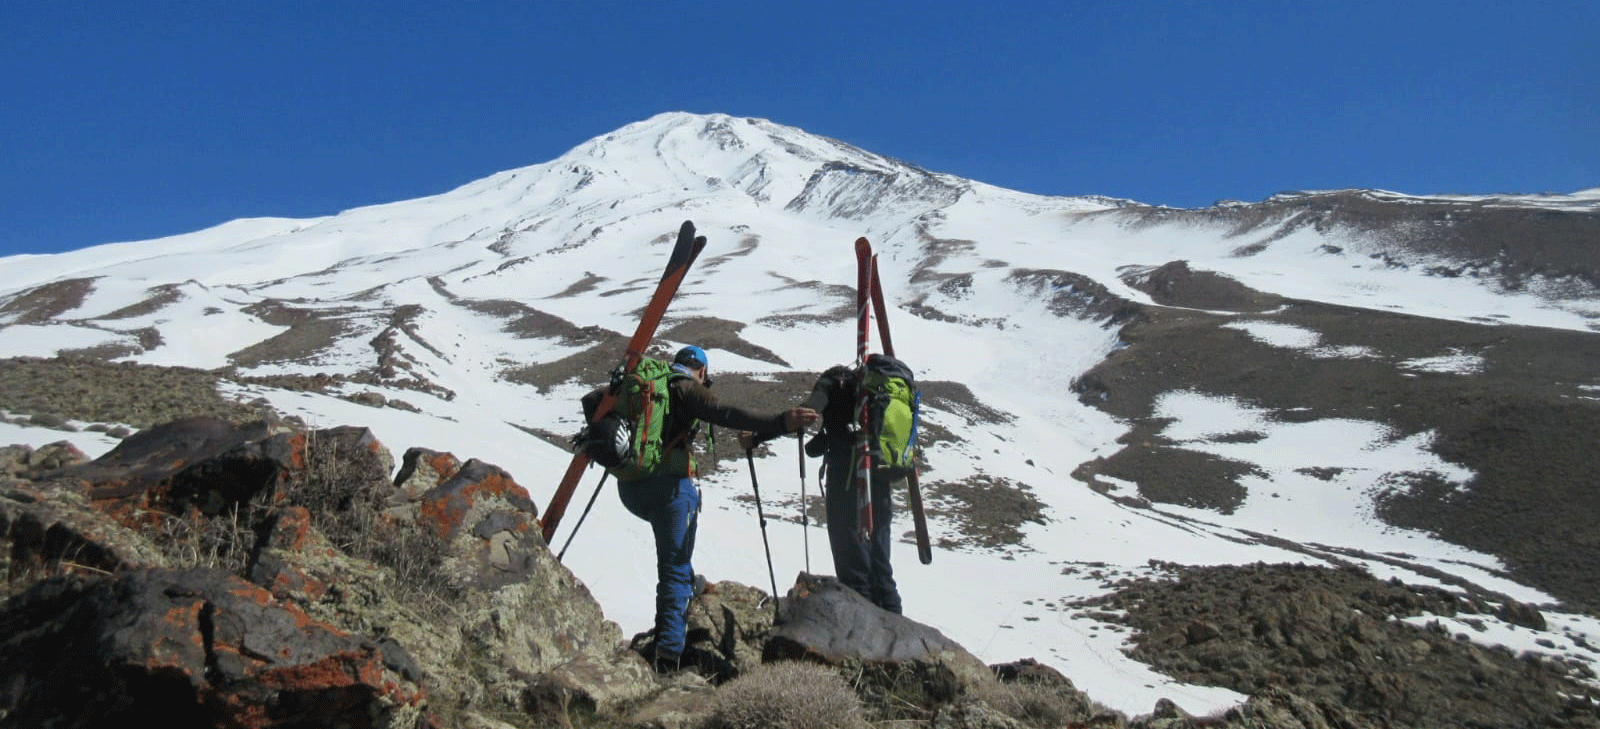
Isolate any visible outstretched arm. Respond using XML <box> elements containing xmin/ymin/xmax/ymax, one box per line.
<box><xmin>674</xmin><ymin>378</ymin><xmax>817</xmax><ymax>437</ymax></box>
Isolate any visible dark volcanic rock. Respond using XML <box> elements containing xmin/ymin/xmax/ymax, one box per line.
<box><xmin>765</xmin><ymin>573</ymin><xmax>991</xmax><ymax>692</ymax></box>
<box><xmin>46</xmin><ymin>419</ymin><xmax>396</xmax><ymax>540</ymax></box>
<box><xmin>50</xmin><ymin>416</ymin><xmax>281</xmax><ymax>522</ymax></box>
<box><xmin>0</xmin><ymin>568</ymin><xmax>421</xmax><ymax>728</ymax></box>
<box><xmin>767</xmin><ymin>573</ymin><xmax>972</xmax><ymax>664</ymax></box>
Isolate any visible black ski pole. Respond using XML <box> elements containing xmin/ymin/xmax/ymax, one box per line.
<box><xmin>798</xmin><ymin>431</ymin><xmax>810</xmax><ymax>574</ymax></box>
<box><xmin>556</xmin><ymin>471</ymin><xmax>609</xmax><ymax>562</ymax></box>
<box><xmin>744</xmin><ymin>448</ymin><xmax>781</xmax><ymax>619</ymax></box>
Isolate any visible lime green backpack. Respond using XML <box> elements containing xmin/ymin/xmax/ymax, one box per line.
<box><xmin>862</xmin><ymin>354</ymin><xmax>919</xmax><ymax>476</ymax></box>
<box><xmin>581</xmin><ymin>358</ymin><xmax>693</xmax><ymax>481</ymax></box>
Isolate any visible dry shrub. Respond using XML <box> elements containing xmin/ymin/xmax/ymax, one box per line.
<box><xmin>289</xmin><ymin>430</ymin><xmax>455</xmax><ymax>610</ymax></box>
<box><xmin>153</xmin><ymin>501</ymin><xmax>262</xmax><ymax>573</ymax></box>
<box><xmin>707</xmin><ymin>660</ymin><xmax>867</xmax><ymax>729</ymax></box>
<box><xmin>976</xmin><ymin>679</ymin><xmax>1099</xmax><ymax>728</ymax></box>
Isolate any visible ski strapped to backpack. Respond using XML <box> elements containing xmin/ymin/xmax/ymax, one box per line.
<box><xmin>541</xmin><ymin>221</ymin><xmax>706</xmax><ymax>548</ymax></box>
<box><xmin>860</xmin><ymin>240</ymin><xmax>934</xmax><ymax>564</ymax></box>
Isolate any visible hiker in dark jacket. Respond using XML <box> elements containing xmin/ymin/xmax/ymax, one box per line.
<box><xmin>800</xmin><ymin>364</ymin><xmax>904</xmax><ymax>614</ymax></box>
<box><xmin>587</xmin><ymin>345</ymin><xmax>817</xmax><ymax>670</ymax></box>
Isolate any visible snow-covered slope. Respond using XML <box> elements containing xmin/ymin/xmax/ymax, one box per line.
<box><xmin>2</xmin><ymin>112</ymin><xmax>1597</xmax><ymax>714</ymax></box>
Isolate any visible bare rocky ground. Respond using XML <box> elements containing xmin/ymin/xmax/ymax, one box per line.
<box><xmin>1080</xmin><ymin>562</ymin><xmax>1600</xmax><ymax>729</ymax></box>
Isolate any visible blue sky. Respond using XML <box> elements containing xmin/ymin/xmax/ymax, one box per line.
<box><xmin>3</xmin><ymin>1</ymin><xmax>1595</xmax><ymax>256</ymax></box>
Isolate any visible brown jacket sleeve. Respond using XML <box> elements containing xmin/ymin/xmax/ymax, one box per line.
<box><xmin>670</xmin><ymin>377</ymin><xmax>790</xmax><ymax>436</ymax></box>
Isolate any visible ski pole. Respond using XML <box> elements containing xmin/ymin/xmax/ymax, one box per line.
<box><xmin>556</xmin><ymin>471</ymin><xmax>609</xmax><ymax>562</ymax></box>
<box><xmin>798</xmin><ymin>431</ymin><xmax>810</xmax><ymax>574</ymax></box>
<box><xmin>744</xmin><ymin>448</ymin><xmax>781</xmax><ymax>620</ymax></box>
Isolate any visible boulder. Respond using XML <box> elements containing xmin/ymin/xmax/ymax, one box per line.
<box><xmin>50</xmin><ymin>416</ymin><xmax>276</xmax><ymax>521</ymax></box>
<box><xmin>393</xmin><ymin>446</ymin><xmax>464</xmax><ymax>502</ymax></box>
<box><xmin>1</xmin><ymin>478</ymin><xmax>170</xmax><ymax>594</ymax></box>
<box><xmin>0</xmin><ymin>568</ymin><xmax>423</xmax><ymax>728</ymax></box>
<box><xmin>415</xmin><ymin>458</ymin><xmax>544</xmax><ymax>591</ymax></box>
<box><xmin>684</xmin><ymin>579</ymin><xmax>778</xmax><ymax>677</ymax></box>
<box><xmin>767</xmin><ymin>572</ymin><xmax>983</xmax><ymax>665</ymax></box>
<box><xmin>248</xmin><ymin>505</ymin><xmax>361</xmax><ymax>605</ymax></box>
<box><xmin>0</xmin><ymin>441</ymin><xmax>89</xmax><ymax>478</ymax></box>
<box><xmin>764</xmin><ymin>573</ymin><xmax>994</xmax><ymax>697</ymax></box>
<box><xmin>45</xmin><ymin>418</ymin><xmax>394</xmax><ymax>528</ymax></box>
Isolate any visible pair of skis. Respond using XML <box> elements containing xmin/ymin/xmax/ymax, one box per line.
<box><xmin>540</xmin><ymin>221</ymin><xmax>706</xmax><ymax>547</ymax></box>
<box><xmin>854</xmin><ymin>237</ymin><xmax>934</xmax><ymax>565</ymax></box>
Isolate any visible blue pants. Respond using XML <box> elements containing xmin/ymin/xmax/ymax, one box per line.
<box><xmin>823</xmin><ymin>451</ymin><xmax>902</xmax><ymax>614</ymax></box>
<box><xmin>617</xmin><ymin>474</ymin><xmax>700</xmax><ymax>656</ymax></box>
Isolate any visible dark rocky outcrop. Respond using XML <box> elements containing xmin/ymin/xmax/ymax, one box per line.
<box><xmin>0</xmin><ymin>568</ymin><xmax>420</xmax><ymax>728</ymax></box>
<box><xmin>0</xmin><ymin>418</ymin><xmax>653</xmax><ymax>728</ymax></box>
<box><xmin>767</xmin><ymin>573</ymin><xmax>984</xmax><ymax>673</ymax></box>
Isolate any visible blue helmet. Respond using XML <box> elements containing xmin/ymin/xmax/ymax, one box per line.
<box><xmin>674</xmin><ymin>345</ymin><xmax>708</xmax><ymax>371</ymax></box>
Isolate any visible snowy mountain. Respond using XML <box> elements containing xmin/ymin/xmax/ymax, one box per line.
<box><xmin>2</xmin><ymin>111</ymin><xmax>1598</xmax><ymax>715</ymax></box>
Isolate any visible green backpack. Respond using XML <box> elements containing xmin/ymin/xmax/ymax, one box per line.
<box><xmin>861</xmin><ymin>354</ymin><xmax>920</xmax><ymax>476</ymax></box>
<box><xmin>579</xmin><ymin>358</ymin><xmax>693</xmax><ymax>481</ymax></box>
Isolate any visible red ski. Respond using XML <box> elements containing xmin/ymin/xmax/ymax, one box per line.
<box><xmin>540</xmin><ymin>221</ymin><xmax>706</xmax><ymax>546</ymax></box>
<box><xmin>852</xmin><ymin>237</ymin><xmax>875</xmax><ymax>543</ymax></box>
<box><xmin>869</xmin><ymin>254</ymin><xmax>934</xmax><ymax>564</ymax></box>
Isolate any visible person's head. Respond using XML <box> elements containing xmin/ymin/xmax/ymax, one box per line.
<box><xmin>674</xmin><ymin>345</ymin><xmax>709</xmax><ymax>384</ymax></box>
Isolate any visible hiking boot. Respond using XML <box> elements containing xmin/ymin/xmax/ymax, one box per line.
<box><xmin>652</xmin><ymin>648</ymin><xmax>682</xmax><ymax>674</ymax></box>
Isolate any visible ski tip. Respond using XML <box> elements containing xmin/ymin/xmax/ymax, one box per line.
<box><xmin>678</xmin><ymin>220</ymin><xmax>696</xmax><ymax>241</ymax></box>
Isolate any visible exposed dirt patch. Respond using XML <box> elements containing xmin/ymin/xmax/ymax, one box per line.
<box><xmin>658</xmin><ymin>317</ymin><xmax>789</xmax><ymax>367</ymax></box>
<box><xmin>0</xmin><ymin>278</ymin><xmax>97</xmax><ymax>325</ymax></box>
<box><xmin>500</xmin><ymin>332</ymin><xmax>632</xmax><ymax>394</ymax></box>
<box><xmin>698</xmin><ymin>234</ymin><xmax>760</xmax><ymax>268</ymax></box>
<box><xmin>226</xmin><ymin>301</ymin><xmax>351</xmax><ymax>369</ymax></box>
<box><xmin>455</xmin><ymin>298</ymin><xmax>598</xmax><ymax>344</ymax></box>
<box><xmin>1107</xmin><ymin>192</ymin><xmax>1600</xmax><ymax>295</ymax></box>
<box><xmin>909</xmin><ymin>227</ymin><xmax>978</xmax><ymax>284</ymax></box>
<box><xmin>1079</xmin><ymin>562</ymin><xmax>1600</xmax><ymax>728</ymax></box>
<box><xmin>922</xmin><ymin>474</ymin><xmax>1047</xmax><ymax>553</ymax></box>
<box><xmin>55</xmin><ymin>326</ymin><xmax>163</xmax><ymax>361</ymax></box>
<box><xmin>1008</xmin><ymin>268</ymin><xmax>1144</xmax><ymax>323</ymax></box>
<box><xmin>93</xmin><ymin>284</ymin><xmax>184</xmax><ymax>320</ymax></box>
<box><xmin>919</xmin><ymin>380</ymin><xmax>1013</xmax><ymax>427</ymax></box>
<box><xmin>1120</xmin><ymin>260</ymin><xmax>1283</xmax><ymax>313</ymax></box>
<box><xmin>1075</xmin><ymin>440</ymin><xmax>1258</xmax><ymax>514</ymax></box>
<box><xmin>697</xmin><ymin>370</ymin><xmax>818</xmax><ymax>420</ymax></box>
<box><xmin>757</xmin><ymin>273</ymin><xmax>857</xmax><ymax>323</ymax></box>
<box><xmin>544</xmin><ymin>272</ymin><xmax>606</xmax><ymax>299</ymax></box>
<box><xmin>0</xmin><ymin>356</ymin><xmax>279</xmax><ymax>430</ymax></box>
